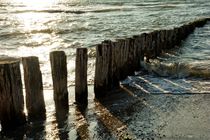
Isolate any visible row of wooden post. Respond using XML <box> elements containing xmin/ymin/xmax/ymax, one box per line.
<box><xmin>0</xmin><ymin>17</ymin><xmax>209</xmax><ymax>132</ymax></box>
<box><xmin>94</xmin><ymin>18</ymin><xmax>209</xmax><ymax>97</ymax></box>
<box><xmin>0</xmin><ymin>48</ymin><xmax>88</xmax><ymax>132</ymax></box>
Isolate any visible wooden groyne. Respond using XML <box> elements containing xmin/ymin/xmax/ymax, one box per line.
<box><xmin>94</xmin><ymin>18</ymin><xmax>210</xmax><ymax>97</ymax></box>
<box><xmin>0</xmin><ymin>17</ymin><xmax>209</xmax><ymax>132</ymax></box>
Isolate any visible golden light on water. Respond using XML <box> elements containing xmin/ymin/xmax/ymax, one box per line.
<box><xmin>14</xmin><ymin>0</ymin><xmax>57</xmax><ymax>9</ymax></box>
<box><xmin>10</xmin><ymin>0</ymin><xmax>60</xmax><ymax>91</ymax></box>
<box><xmin>12</xmin><ymin>0</ymin><xmax>59</xmax><ymax>57</ymax></box>
<box><xmin>14</xmin><ymin>12</ymin><xmax>55</xmax><ymax>58</ymax></box>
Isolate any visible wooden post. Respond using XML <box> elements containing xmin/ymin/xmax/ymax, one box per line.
<box><xmin>111</xmin><ymin>41</ymin><xmax>120</xmax><ymax>87</ymax></box>
<box><xmin>160</xmin><ymin>30</ymin><xmax>167</xmax><ymax>52</ymax></box>
<box><xmin>116</xmin><ymin>39</ymin><xmax>126</xmax><ymax>80</ymax></box>
<box><xmin>165</xmin><ymin>29</ymin><xmax>169</xmax><ymax>49</ymax></box>
<box><xmin>144</xmin><ymin>33</ymin><xmax>153</xmax><ymax>62</ymax></box>
<box><xmin>170</xmin><ymin>29</ymin><xmax>175</xmax><ymax>48</ymax></box>
<box><xmin>165</xmin><ymin>29</ymin><xmax>173</xmax><ymax>49</ymax></box>
<box><xmin>151</xmin><ymin>31</ymin><xmax>158</xmax><ymax>58</ymax></box>
<box><xmin>173</xmin><ymin>27</ymin><xmax>180</xmax><ymax>46</ymax></box>
<box><xmin>156</xmin><ymin>30</ymin><xmax>162</xmax><ymax>56</ymax></box>
<box><xmin>193</xmin><ymin>18</ymin><xmax>207</xmax><ymax>27</ymax></box>
<box><xmin>132</xmin><ymin>36</ymin><xmax>138</xmax><ymax>71</ymax></box>
<box><xmin>94</xmin><ymin>44</ymin><xmax>103</xmax><ymax>98</ymax></box>
<box><xmin>140</xmin><ymin>33</ymin><xmax>147</xmax><ymax>62</ymax></box>
<box><xmin>133</xmin><ymin>35</ymin><xmax>142</xmax><ymax>70</ymax></box>
<box><xmin>0</xmin><ymin>59</ymin><xmax>26</xmax><ymax>131</ymax></box>
<box><xmin>182</xmin><ymin>24</ymin><xmax>190</xmax><ymax>39</ymax></box>
<box><xmin>177</xmin><ymin>27</ymin><xmax>182</xmax><ymax>45</ymax></box>
<box><xmin>75</xmin><ymin>48</ymin><xmax>88</xmax><ymax>106</ymax></box>
<box><xmin>102</xmin><ymin>40</ymin><xmax>113</xmax><ymax>89</ymax></box>
<box><xmin>126</xmin><ymin>38</ymin><xmax>135</xmax><ymax>75</ymax></box>
<box><xmin>50</xmin><ymin>51</ymin><xmax>68</xmax><ymax>106</ymax></box>
<box><xmin>22</xmin><ymin>56</ymin><xmax>46</xmax><ymax>121</ymax></box>
<box><xmin>94</xmin><ymin>41</ymin><xmax>112</xmax><ymax>98</ymax></box>
<box><xmin>179</xmin><ymin>25</ymin><xmax>186</xmax><ymax>40</ymax></box>
<box><xmin>122</xmin><ymin>39</ymin><xmax>129</xmax><ymax>77</ymax></box>
<box><xmin>188</xmin><ymin>22</ymin><xmax>195</xmax><ymax>33</ymax></box>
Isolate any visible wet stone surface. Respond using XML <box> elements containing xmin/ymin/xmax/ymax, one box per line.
<box><xmin>1</xmin><ymin>78</ymin><xmax>210</xmax><ymax>140</ymax></box>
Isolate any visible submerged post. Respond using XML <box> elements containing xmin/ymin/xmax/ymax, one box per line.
<box><xmin>75</xmin><ymin>48</ymin><xmax>88</xmax><ymax>106</ymax></box>
<box><xmin>0</xmin><ymin>58</ymin><xmax>26</xmax><ymax>131</ymax></box>
<box><xmin>50</xmin><ymin>51</ymin><xmax>68</xmax><ymax>106</ymax></box>
<box><xmin>22</xmin><ymin>56</ymin><xmax>46</xmax><ymax>121</ymax></box>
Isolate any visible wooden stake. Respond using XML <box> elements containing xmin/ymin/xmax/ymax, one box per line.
<box><xmin>0</xmin><ymin>59</ymin><xmax>26</xmax><ymax>131</ymax></box>
<box><xmin>111</xmin><ymin>41</ymin><xmax>120</xmax><ymax>87</ymax></box>
<box><xmin>75</xmin><ymin>48</ymin><xmax>88</xmax><ymax>106</ymax></box>
<box><xmin>94</xmin><ymin>42</ymin><xmax>112</xmax><ymax>98</ymax></box>
<box><xmin>22</xmin><ymin>56</ymin><xmax>46</xmax><ymax>121</ymax></box>
<box><xmin>50</xmin><ymin>51</ymin><xmax>68</xmax><ymax>106</ymax></box>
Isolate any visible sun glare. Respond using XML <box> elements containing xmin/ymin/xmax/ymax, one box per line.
<box><xmin>15</xmin><ymin>0</ymin><xmax>57</xmax><ymax>9</ymax></box>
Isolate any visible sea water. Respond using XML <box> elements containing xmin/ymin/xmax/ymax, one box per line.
<box><xmin>0</xmin><ymin>0</ymin><xmax>210</xmax><ymax>139</ymax></box>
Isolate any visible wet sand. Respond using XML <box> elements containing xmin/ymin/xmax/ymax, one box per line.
<box><xmin>77</xmin><ymin>74</ymin><xmax>210</xmax><ymax>139</ymax></box>
<box><xmin>118</xmin><ymin>85</ymin><xmax>210</xmax><ymax>140</ymax></box>
<box><xmin>68</xmin><ymin>73</ymin><xmax>210</xmax><ymax>140</ymax></box>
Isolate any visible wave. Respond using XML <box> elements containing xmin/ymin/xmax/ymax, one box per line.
<box><xmin>141</xmin><ymin>60</ymin><xmax>210</xmax><ymax>79</ymax></box>
<box><xmin>9</xmin><ymin>7</ymin><xmax>133</xmax><ymax>14</ymax></box>
<box><xmin>0</xmin><ymin>29</ymin><xmax>54</xmax><ymax>39</ymax></box>
<box><xmin>12</xmin><ymin>9</ymin><xmax>86</xmax><ymax>14</ymax></box>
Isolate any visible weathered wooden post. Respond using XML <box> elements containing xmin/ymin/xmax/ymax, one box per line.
<box><xmin>179</xmin><ymin>25</ymin><xmax>186</xmax><ymax>40</ymax></box>
<box><xmin>133</xmin><ymin>35</ymin><xmax>142</xmax><ymax>70</ymax></box>
<box><xmin>50</xmin><ymin>51</ymin><xmax>68</xmax><ymax>106</ymax></box>
<box><xmin>141</xmin><ymin>33</ymin><xmax>147</xmax><ymax>62</ymax></box>
<box><xmin>126</xmin><ymin>38</ymin><xmax>135</xmax><ymax>75</ymax></box>
<box><xmin>156</xmin><ymin>30</ymin><xmax>162</xmax><ymax>56</ymax></box>
<box><xmin>116</xmin><ymin>39</ymin><xmax>126</xmax><ymax>80</ymax></box>
<box><xmin>165</xmin><ymin>29</ymin><xmax>173</xmax><ymax>49</ymax></box>
<box><xmin>122</xmin><ymin>39</ymin><xmax>130</xmax><ymax>77</ymax></box>
<box><xmin>173</xmin><ymin>27</ymin><xmax>180</xmax><ymax>46</ymax></box>
<box><xmin>160</xmin><ymin>30</ymin><xmax>167</xmax><ymax>51</ymax></box>
<box><xmin>94</xmin><ymin>44</ymin><xmax>102</xmax><ymax>97</ymax></box>
<box><xmin>193</xmin><ymin>18</ymin><xmax>207</xmax><ymax>28</ymax></box>
<box><xmin>75</xmin><ymin>48</ymin><xmax>88</xmax><ymax>106</ymax></box>
<box><xmin>188</xmin><ymin>22</ymin><xmax>196</xmax><ymax>33</ymax></box>
<box><xmin>176</xmin><ymin>27</ymin><xmax>182</xmax><ymax>43</ymax></box>
<box><xmin>102</xmin><ymin>40</ymin><xmax>113</xmax><ymax>89</ymax></box>
<box><xmin>111</xmin><ymin>41</ymin><xmax>120</xmax><ymax>87</ymax></box>
<box><xmin>170</xmin><ymin>29</ymin><xmax>176</xmax><ymax>49</ymax></box>
<box><xmin>94</xmin><ymin>39</ymin><xmax>115</xmax><ymax>98</ymax></box>
<box><xmin>151</xmin><ymin>31</ymin><xmax>158</xmax><ymax>58</ymax></box>
<box><xmin>144</xmin><ymin>33</ymin><xmax>153</xmax><ymax>62</ymax></box>
<box><xmin>22</xmin><ymin>56</ymin><xmax>46</xmax><ymax>121</ymax></box>
<box><xmin>182</xmin><ymin>24</ymin><xmax>190</xmax><ymax>39</ymax></box>
<box><xmin>0</xmin><ymin>59</ymin><xmax>26</xmax><ymax>131</ymax></box>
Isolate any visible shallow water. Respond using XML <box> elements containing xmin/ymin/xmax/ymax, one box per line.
<box><xmin>1</xmin><ymin>0</ymin><xmax>210</xmax><ymax>139</ymax></box>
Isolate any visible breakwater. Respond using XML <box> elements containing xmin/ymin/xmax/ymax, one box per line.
<box><xmin>0</xmin><ymin>17</ymin><xmax>209</xmax><ymax>132</ymax></box>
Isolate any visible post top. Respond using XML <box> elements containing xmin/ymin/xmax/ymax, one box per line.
<box><xmin>0</xmin><ymin>56</ymin><xmax>20</xmax><ymax>64</ymax></box>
